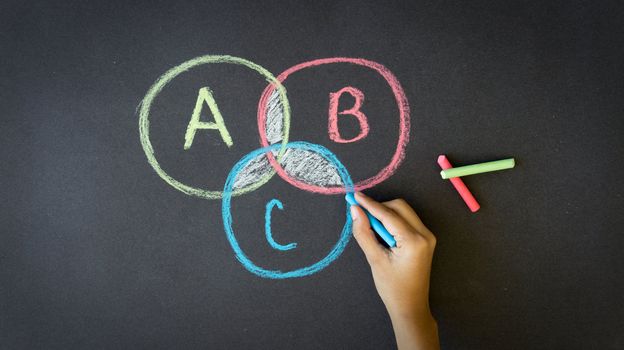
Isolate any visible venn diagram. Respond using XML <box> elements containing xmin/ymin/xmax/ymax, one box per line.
<box><xmin>139</xmin><ymin>55</ymin><xmax>410</xmax><ymax>279</ymax></box>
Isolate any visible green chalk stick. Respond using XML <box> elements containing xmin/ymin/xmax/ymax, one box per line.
<box><xmin>440</xmin><ymin>158</ymin><xmax>515</xmax><ymax>179</ymax></box>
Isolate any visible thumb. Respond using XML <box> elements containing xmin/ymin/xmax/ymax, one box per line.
<box><xmin>350</xmin><ymin>205</ymin><xmax>387</xmax><ymax>265</ymax></box>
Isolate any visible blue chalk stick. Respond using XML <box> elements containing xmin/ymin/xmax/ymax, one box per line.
<box><xmin>345</xmin><ymin>192</ymin><xmax>397</xmax><ymax>248</ymax></box>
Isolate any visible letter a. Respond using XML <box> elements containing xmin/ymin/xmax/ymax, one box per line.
<box><xmin>328</xmin><ymin>86</ymin><xmax>370</xmax><ymax>143</ymax></box>
<box><xmin>184</xmin><ymin>87</ymin><xmax>233</xmax><ymax>149</ymax></box>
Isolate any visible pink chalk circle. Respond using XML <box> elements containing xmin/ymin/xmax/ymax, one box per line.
<box><xmin>257</xmin><ymin>57</ymin><xmax>410</xmax><ymax>194</ymax></box>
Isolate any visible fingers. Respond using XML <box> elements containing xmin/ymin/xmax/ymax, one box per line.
<box><xmin>354</xmin><ymin>192</ymin><xmax>399</xmax><ymax>222</ymax></box>
<box><xmin>354</xmin><ymin>192</ymin><xmax>412</xmax><ymax>233</ymax></box>
<box><xmin>356</xmin><ymin>192</ymin><xmax>437</xmax><ymax>245</ymax></box>
<box><xmin>381</xmin><ymin>199</ymin><xmax>427</xmax><ymax>233</ymax></box>
<box><xmin>382</xmin><ymin>198</ymin><xmax>437</xmax><ymax>244</ymax></box>
<box><xmin>350</xmin><ymin>205</ymin><xmax>387</xmax><ymax>264</ymax></box>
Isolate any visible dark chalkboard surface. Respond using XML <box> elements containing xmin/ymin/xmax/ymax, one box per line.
<box><xmin>2</xmin><ymin>1</ymin><xmax>623</xmax><ymax>349</ymax></box>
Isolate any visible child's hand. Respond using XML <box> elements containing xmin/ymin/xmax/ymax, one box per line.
<box><xmin>350</xmin><ymin>192</ymin><xmax>439</xmax><ymax>350</ymax></box>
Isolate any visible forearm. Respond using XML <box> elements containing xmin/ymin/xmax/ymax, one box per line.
<box><xmin>389</xmin><ymin>311</ymin><xmax>440</xmax><ymax>350</ymax></box>
<box><xmin>349</xmin><ymin>193</ymin><xmax>440</xmax><ymax>350</ymax></box>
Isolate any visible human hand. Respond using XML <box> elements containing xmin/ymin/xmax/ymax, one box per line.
<box><xmin>350</xmin><ymin>192</ymin><xmax>439</xmax><ymax>350</ymax></box>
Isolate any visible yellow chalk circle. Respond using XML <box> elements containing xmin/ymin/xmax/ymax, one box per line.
<box><xmin>138</xmin><ymin>55</ymin><xmax>291</xmax><ymax>199</ymax></box>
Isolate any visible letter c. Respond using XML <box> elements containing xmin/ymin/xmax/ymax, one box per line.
<box><xmin>264</xmin><ymin>199</ymin><xmax>297</xmax><ymax>251</ymax></box>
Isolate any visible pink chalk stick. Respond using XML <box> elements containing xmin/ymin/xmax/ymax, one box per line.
<box><xmin>437</xmin><ymin>155</ymin><xmax>480</xmax><ymax>212</ymax></box>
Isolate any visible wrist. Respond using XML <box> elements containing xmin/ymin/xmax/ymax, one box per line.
<box><xmin>387</xmin><ymin>305</ymin><xmax>436</xmax><ymax>326</ymax></box>
<box><xmin>389</xmin><ymin>310</ymin><xmax>440</xmax><ymax>350</ymax></box>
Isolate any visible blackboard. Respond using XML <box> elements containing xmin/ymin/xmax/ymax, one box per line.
<box><xmin>2</xmin><ymin>1</ymin><xmax>623</xmax><ymax>349</ymax></box>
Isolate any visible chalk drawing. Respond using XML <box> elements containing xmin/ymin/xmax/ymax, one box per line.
<box><xmin>222</xmin><ymin>141</ymin><xmax>354</xmax><ymax>279</ymax></box>
<box><xmin>184</xmin><ymin>87</ymin><xmax>233</xmax><ymax>149</ymax></box>
<box><xmin>140</xmin><ymin>55</ymin><xmax>409</xmax><ymax>279</ymax></box>
<box><xmin>265</xmin><ymin>89</ymin><xmax>284</xmax><ymax>144</ymax></box>
<box><xmin>281</xmin><ymin>148</ymin><xmax>342</xmax><ymax>187</ymax></box>
<box><xmin>328</xmin><ymin>86</ymin><xmax>369</xmax><ymax>143</ymax></box>
<box><xmin>264</xmin><ymin>199</ymin><xmax>297</xmax><ymax>251</ymax></box>
<box><xmin>139</xmin><ymin>55</ymin><xmax>291</xmax><ymax>199</ymax></box>
<box><xmin>257</xmin><ymin>57</ymin><xmax>410</xmax><ymax>195</ymax></box>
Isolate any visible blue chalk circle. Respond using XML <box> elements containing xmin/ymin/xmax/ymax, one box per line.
<box><xmin>264</xmin><ymin>198</ymin><xmax>297</xmax><ymax>251</ymax></box>
<box><xmin>221</xmin><ymin>141</ymin><xmax>354</xmax><ymax>279</ymax></box>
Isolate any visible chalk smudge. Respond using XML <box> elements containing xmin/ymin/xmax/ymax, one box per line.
<box><xmin>265</xmin><ymin>90</ymin><xmax>284</xmax><ymax>145</ymax></box>
<box><xmin>281</xmin><ymin>149</ymin><xmax>342</xmax><ymax>187</ymax></box>
<box><xmin>233</xmin><ymin>148</ymin><xmax>343</xmax><ymax>189</ymax></box>
<box><xmin>232</xmin><ymin>152</ymin><xmax>273</xmax><ymax>190</ymax></box>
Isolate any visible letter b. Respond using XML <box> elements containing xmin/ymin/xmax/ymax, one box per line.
<box><xmin>328</xmin><ymin>86</ymin><xmax>370</xmax><ymax>143</ymax></box>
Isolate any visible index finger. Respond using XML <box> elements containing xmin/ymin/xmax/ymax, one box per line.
<box><xmin>354</xmin><ymin>192</ymin><xmax>412</xmax><ymax>233</ymax></box>
<box><xmin>353</xmin><ymin>192</ymin><xmax>395</xmax><ymax>220</ymax></box>
<box><xmin>382</xmin><ymin>199</ymin><xmax>428</xmax><ymax>234</ymax></box>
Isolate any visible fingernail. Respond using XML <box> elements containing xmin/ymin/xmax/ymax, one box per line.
<box><xmin>355</xmin><ymin>191</ymin><xmax>366</xmax><ymax>199</ymax></box>
<box><xmin>350</xmin><ymin>205</ymin><xmax>359</xmax><ymax>220</ymax></box>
